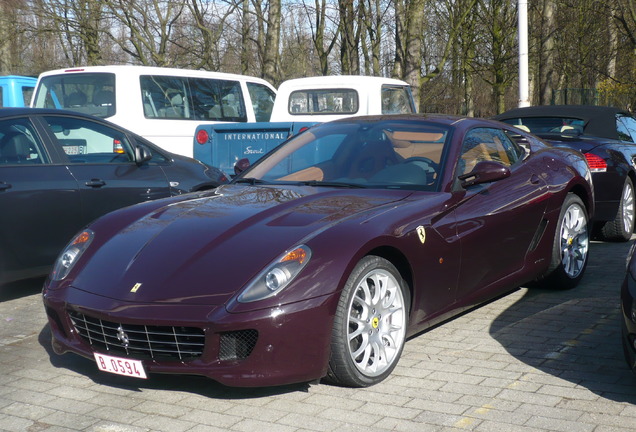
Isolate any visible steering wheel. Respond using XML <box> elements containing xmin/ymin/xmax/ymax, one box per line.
<box><xmin>403</xmin><ymin>157</ymin><xmax>439</xmax><ymax>184</ymax></box>
<box><xmin>404</xmin><ymin>156</ymin><xmax>438</xmax><ymax>171</ymax></box>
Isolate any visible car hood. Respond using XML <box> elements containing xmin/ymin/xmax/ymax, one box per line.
<box><xmin>72</xmin><ymin>184</ymin><xmax>413</xmax><ymax>305</ymax></box>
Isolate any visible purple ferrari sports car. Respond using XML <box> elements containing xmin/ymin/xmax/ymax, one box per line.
<box><xmin>43</xmin><ymin>114</ymin><xmax>593</xmax><ymax>388</ymax></box>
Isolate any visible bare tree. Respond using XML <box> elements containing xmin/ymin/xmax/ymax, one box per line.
<box><xmin>103</xmin><ymin>0</ymin><xmax>186</xmax><ymax>66</ymax></box>
<box><xmin>300</xmin><ymin>0</ymin><xmax>339</xmax><ymax>75</ymax></box>
<box><xmin>339</xmin><ymin>0</ymin><xmax>361</xmax><ymax>74</ymax></box>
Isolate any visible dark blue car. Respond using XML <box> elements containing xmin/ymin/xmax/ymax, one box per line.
<box><xmin>495</xmin><ymin>105</ymin><xmax>636</xmax><ymax>242</ymax></box>
<box><xmin>0</xmin><ymin>108</ymin><xmax>227</xmax><ymax>285</ymax></box>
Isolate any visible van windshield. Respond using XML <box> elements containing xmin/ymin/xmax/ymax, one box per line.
<box><xmin>33</xmin><ymin>73</ymin><xmax>116</xmax><ymax>118</ymax></box>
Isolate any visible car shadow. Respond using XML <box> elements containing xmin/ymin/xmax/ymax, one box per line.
<box><xmin>489</xmin><ymin>239</ymin><xmax>636</xmax><ymax>403</ymax></box>
<box><xmin>37</xmin><ymin>324</ymin><xmax>312</xmax><ymax>399</ymax></box>
<box><xmin>0</xmin><ymin>277</ymin><xmax>45</xmax><ymax>302</ymax></box>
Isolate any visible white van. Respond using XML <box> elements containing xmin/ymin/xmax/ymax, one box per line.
<box><xmin>32</xmin><ymin>65</ymin><xmax>276</xmax><ymax>157</ymax></box>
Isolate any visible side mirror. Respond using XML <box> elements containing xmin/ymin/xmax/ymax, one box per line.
<box><xmin>458</xmin><ymin>160</ymin><xmax>510</xmax><ymax>188</ymax></box>
<box><xmin>234</xmin><ymin>158</ymin><xmax>250</xmax><ymax>175</ymax></box>
<box><xmin>135</xmin><ymin>145</ymin><xmax>152</xmax><ymax>165</ymax></box>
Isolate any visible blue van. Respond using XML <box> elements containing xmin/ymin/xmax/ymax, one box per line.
<box><xmin>0</xmin><ymin>75</ymin><xmax>37</xmax><ymax>107</ymax></box>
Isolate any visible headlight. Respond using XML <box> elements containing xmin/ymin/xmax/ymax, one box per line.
<box><xmin>51</xmin><ymin>230</ymin><xmax>94</xmax><ymax>281</ymax></box>
<box><xmin>238</xmin><ymin>245</ymin><xmax>312</xmax><ymax>303</ymax></box>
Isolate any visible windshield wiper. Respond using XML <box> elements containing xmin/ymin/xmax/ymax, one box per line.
<box><xmin>233</xmin><ymin>177</ymin><xmax>268</xmax><ymax>185</ymax></box>
<box><xmin>296</xmin><ymin>180</ymin><xmax>366</xmax><ymax>188</ymax></box>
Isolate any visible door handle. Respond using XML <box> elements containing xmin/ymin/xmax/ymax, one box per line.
<box><xmin>85</xmin><ymin>179</ymin><xmax>106</xmax><ymax>188</ymax></box>
<box><xmin>0</xmin><ymin>182</ymin><xmax>11</xmax><ymax>191</ymax></box>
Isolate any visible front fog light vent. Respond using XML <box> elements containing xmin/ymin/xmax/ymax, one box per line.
<box><xmin>219</xmin><ymin>329</ymin><xmax>258</xmax><ymax>361</ymax></box>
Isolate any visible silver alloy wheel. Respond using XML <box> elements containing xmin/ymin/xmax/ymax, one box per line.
<box><xmin>622</xmin><ymin>181</ymin><xmax>635</xmax><ymax>235</ymax></box>
<box><xmin>560</xmin><ymin>202</ymin><xmax>588</xmax><ymax>279</ymax></box>
<box><xmin>346</xmin><ymin>268</ymin><xmax>406</xmax><ymax>377</ymax></box>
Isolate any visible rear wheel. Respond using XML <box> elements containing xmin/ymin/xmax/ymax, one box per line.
<box><xmin>600</xmin><ymin>177</ymin><xmax>635</xmax><ymax>242</ymax></box>
<box><xmin>327</xmin><ymin>256</ymin><xmax>409</xmax><ymax>387</ymax></box>
<box><xmin>537</xmin><ymin>193</ymin><xmax>589</xmax><ymax>289</ymax></box>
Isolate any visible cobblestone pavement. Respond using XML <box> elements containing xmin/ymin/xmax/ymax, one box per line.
<box><xmin>1</xmin><ymin>238</ymin><xmax>636</xmax><ymax>432</ymax></box>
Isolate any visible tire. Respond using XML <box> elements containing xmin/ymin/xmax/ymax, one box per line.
<box><xmin>600</xmin><ymin>177</ymin><xmax>635</xmax><ymax>242</ymax></box>
<box><xmin>537</xmin><ymin>193</ymin><xmax>589</xmax><ymax>289</ymax></box>
<box><xmin>327</xmin><ymin>256</ymin><xmax>409</xmax><ymax>387</ymax></box>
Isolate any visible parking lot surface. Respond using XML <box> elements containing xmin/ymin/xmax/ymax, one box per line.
<box><xmin>1</xmin><ymin>238</ymin><xmax>636</xmax><ymax>432</ymax></box>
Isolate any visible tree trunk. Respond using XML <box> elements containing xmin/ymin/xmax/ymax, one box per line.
<box><xmin>538</xmin><ymin>0</ymin><xmax>556</xmax><ymax>105</ymax></box>
<box><xmin>263</xmin><ymin>0</ymin><xmax>281</xmax><ymax>84</ymax></box>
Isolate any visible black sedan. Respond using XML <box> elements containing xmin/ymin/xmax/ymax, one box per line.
<box><xmin>494</xmin><ymin>105</ymin><xmax>636</xmax><ymax>242</ymax></box>
<box><xmin>0</xmin><ymin>108</ymin><xmax>227</xmax><ymax>285</ymax></box>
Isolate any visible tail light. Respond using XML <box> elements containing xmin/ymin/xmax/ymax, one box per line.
<box><xmin>196</xmin><ymin>129</ymin><xmax>209</xmax><ymax>145</ymax></box>
<box><xmin>584</xmin><ymin>153</ymin><xmax>607</xmax><ymax>172</ymax></box>
<box><xmin>113</xmin><ymin>139</ymin><xmax>124</xmax><ymax>154</ymax></box>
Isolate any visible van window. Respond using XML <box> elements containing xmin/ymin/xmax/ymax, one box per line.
<box><xmin>33</xmin><ymin>73</ymin><xmax>116</xmax><ymax>118</ymax></box>
<box><xmin>140</xmin><ymin>75</ymin><xmax>247</xmax><ymax>122</ymax></box>
<box><xmin>247</xmin><ymin>82</ymin><xmax>275</xmax><ymax>121</ymax></box>
<box><xmin>21</xmin><ymin>85</ymin><xmax>34</xmax><ymax>107</ymax></box>
<box><xmin>381</xmin><ymin>85</ymin><xmax>415</xmax><ymax>114</ymax></box>
<box><xmin>288</xmin><ymin>88</ymin><xmax>359</xmax><ymax>115</ymax></box>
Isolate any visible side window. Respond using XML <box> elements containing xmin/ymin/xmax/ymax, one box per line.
<box><xmin>617</xmin><ymin>115</ymin><xmax>636</xmax><ymax>143</ymax></box>
<box><xmin>44</xmin><ymin>116</ymin><xmax>134</xmax><ymax>164</ymax></box>
<box><xmin>190</xmin><ymin>77</ymin><xmax>246</xmax><ymax>122</ymax></box>
<box><xmin>0</xmin><ymin>117</ymin><xmax>48</xmax><ymax>165</ymax></box>
<box><xmin>247</xmin><ymin>82</ymin><xmax>275</xmax><ymax>122</ymax></box>
<box><xmin>381</xmin><ymin>85</ymin><xmax>415</xmax><ymax>114</ymax></box>
<box><xmin>140</xmin><ymin>75</ymin><xmax>190</xmax><ymax>119</ymax></box>
<box><xmin>458</xmin><ymin>128</ymin><xmax>521</xmax><ymax>176</ymax></box>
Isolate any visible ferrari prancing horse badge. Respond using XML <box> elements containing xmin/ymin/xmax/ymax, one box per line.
<box><xmin>416</xmin><ymin>225</ymin><xmax>426</xmax><ymax>244</ymax></box>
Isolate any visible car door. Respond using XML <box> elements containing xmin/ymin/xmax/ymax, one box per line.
<box><xmin>451</xmin><ymin>127</ymin><xmax>549</xmax><ymax>302</ymax></box>
<box><xmin>0</xmin><ymin>116</ymin><xmax>81</xmax><ymax>281</ymax></box>
<box><xmin>39</xmin><ymin>115</ymin><xmax>172</xmax><ymax>225</ymax></box>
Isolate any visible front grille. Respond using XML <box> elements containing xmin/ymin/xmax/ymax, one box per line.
<box><xmin>219</xmin><ymin>330</ymin><xmax>258</xmax><ymax>361</ymax></box>
<box><xmin>69</xmin><ymin>311</ymin><xmax>205</xmax><ymax>361</ymax></box>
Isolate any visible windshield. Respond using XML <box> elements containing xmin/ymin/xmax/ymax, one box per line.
<box><xmin>239</xmin><ymin>119</ymin><xmax>450</xmax><ymax>191</ymax></box>
<box><xmin>501</xmin><ymin>117</ymin><xmax>585</xmax><ymax>135</ymax></box>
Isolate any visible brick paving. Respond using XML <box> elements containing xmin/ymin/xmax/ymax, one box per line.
<box><xmin>1</xmin><ymin>238</ymin><xmax>635</xmax><ymax>431</ymax></box>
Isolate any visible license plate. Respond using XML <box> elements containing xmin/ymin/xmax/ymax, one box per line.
<box><xmin>93</xmin><ymin>352</ymin><xmax>147</xmax><ymax>379</ymax></box>
<box><xmin>63</xmin><ymin>145</ymin><xmax>86</xmax><ymax>155</ymax></box>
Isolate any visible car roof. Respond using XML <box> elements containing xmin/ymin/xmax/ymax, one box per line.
<box><xmin>493</xmin><ymin>105</ymin><xmax>632</xmax><ymax>140</ymax></box>
<box><xmin>0</xmin><ymin>107</ymin><xmax>136</xmax><ymax>126</ymax></box>
<box><xmin>0</xmin><ymin>107</ymin><xmax>88</xmax><ymax>117</ymax></box>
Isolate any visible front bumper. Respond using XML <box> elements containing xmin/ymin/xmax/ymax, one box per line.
<box><xmin>42</xmin><ymin>284</ymin><xmax>339</xmax><ymax>387</ymax></box>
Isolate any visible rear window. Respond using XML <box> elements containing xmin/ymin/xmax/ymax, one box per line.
<box><xmin>33</xmin><ymin>72</ymin><xmax>116</xmax><ymax>118</ymax></box>
<box><xmin>501</xmin><ymin>117</ymin><xmax>585</xmax><ymax>135</ymax></box>
<box><xmin>289</xmin><ymin>88</ymin><xmax>359</xmax><ymax>115</ymax></box>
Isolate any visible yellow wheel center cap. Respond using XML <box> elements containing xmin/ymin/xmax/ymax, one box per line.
<box><xmin>567</xmin><ymin>237</ymin><xmax>573</xmax><ymax>246</ymax></box>
<box><xmin>372</xmin><ymin>317</ymin><xmax>379</xmax><ymax>329</ymax></box>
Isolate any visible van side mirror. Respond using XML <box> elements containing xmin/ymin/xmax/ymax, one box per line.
<box><xmin>234</xmin><ymin>158</ymin><xmax>250</xmax><ymax>175</ymax></box>
<box><xmin>458</xmin><ymin>160</ymin><xmax>510</xmax><ymax>188</ymax></box>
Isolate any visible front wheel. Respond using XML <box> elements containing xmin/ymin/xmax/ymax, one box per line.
<box><xmin>537</xmin><ymin>193</ymin><xmax>589</xmax><ymax>289</ymax></box>
<box><xmin>327</xmin><ymin>256</ymin><xmax>409</xmax><ymax>387</ymax></box>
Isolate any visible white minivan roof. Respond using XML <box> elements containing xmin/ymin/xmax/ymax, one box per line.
<box><xmin>37</xmin><ymin>65</ymin><xmax>274</xmax><ymax>88</ymax></box>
